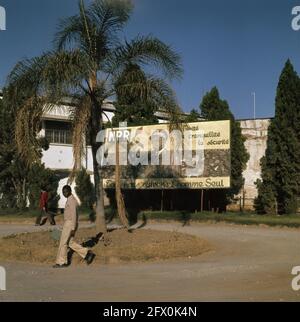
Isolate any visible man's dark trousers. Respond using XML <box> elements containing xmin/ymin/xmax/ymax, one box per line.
<box><xmin>35</xmin><ymin>209</ymin><xmax>56</xmax><ymax>225</ymax></box>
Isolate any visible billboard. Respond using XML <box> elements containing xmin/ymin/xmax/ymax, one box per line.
<box><xmin>97</xmin><ymin>120</ymin><xmax>231</xmax><ymax>190</ymax></box>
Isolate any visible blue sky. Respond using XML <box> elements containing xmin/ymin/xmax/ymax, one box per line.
<box><xmin>1</xmin><ymin>0</ymin><xmax>300</xmax><ymax>119</ymax></box>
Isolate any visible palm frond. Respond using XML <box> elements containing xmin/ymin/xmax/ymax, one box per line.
<box><xmin>69</xmin><ymin>95</ymin><xmax>92</xmax><ymax>183</ymax></box>
<box><xmin>54</xmin><ymin>0</ymin><xmax>132</xmax><ymax>62</ymax></box>
<box><xmin>54</xmin><ymin>1</ymin><xmax>96</xmax><ymax>56</ymax></box>
<box><xmin>14</xmin><ymin>97</ymin><xmax>49</xmax><ymax>164</ymax></box>
<box><xmin>105</xmin><ymin>35</ymin><xmax>183</xmax><ymax>80</ymax></box>
<box><xmin>90</xmin><ymin>0</ymin><xmax>133</xmax><ymax>35</ymax></box>
<box><xmin>115</xmin><ymin>63</ymin><xmax>147</xmax><ymax>98</ymax></box>
<box><xmin>145</xmin><ymin>78</ymin><xmax>183</xmax><ymax>130</ymax></box>
<box><xmin>7</xmin><ymin>50</ymin><xmax>94</xmax><ymax>166</ymax></box>
<box><xmin>7</xmin><ymin>54</ymin><xmax>50</xmax><ymax>98</ymax></box>
<box><xmin>54</xmin><ymin>14</ymin><xmax>83</xmax><ymax>51</ymax></box>
<box><xmin>7</xmin><ymin>50</ymin><xmax>92</xmax><ymax>101</ymax></box>
<box><xmin>42</xmin><ymin>50</ymin><xmax>92</xmax><ymax>97</ymax></box>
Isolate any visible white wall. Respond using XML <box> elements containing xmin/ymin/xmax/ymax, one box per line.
<box><xmin>42</xmin><ymin>144</ymin><xmax>95</xmax><ymax>208</ymax></box>
<box><xmin>238</xmin><ymin>119</ymin><xmax>270</xmax><ymax>206</ymax></box>
<box><xmin>42</xmin><ymin>144</ymin><xmax>94</xmax><ymax>172</ymax></box>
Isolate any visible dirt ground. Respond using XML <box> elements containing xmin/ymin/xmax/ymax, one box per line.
<box><xmin>0</xmin><ymin>227</ymin><xmax>211</xmax><ymax>265</ymax></box>
<box><xmin>0</xmin><ymin>222</ymin><xmax>300</xmax><ymax>301</ymax></box>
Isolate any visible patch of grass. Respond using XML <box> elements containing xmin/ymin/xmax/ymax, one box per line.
<box><xmin>0</xmin><ymin>227</ymin><xmax>211</xmax><ymax>265</ymax></box>
<box><xmin>139</xmin><ymin>211</ymin><xmax>300</xmax><ymax>228</ymax></box>
<box><xmin>0</xmin><ymin>209</ymin><xmax>41</xmax><ymax>223</ymax></box>
<box><xmin>3</xmin><ymin>206</ymin><xmax>299</xmax><ymax>228</ymax></box>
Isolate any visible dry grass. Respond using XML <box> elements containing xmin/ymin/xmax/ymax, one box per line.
<box><xmin>0</xmin><ymin>228</ymin><xmax>212</xmax><ymax>265</ymax></box>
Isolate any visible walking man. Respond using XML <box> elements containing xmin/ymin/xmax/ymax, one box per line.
<box><xmin>35</xmin><ymin>187</ymin><xmax>56</xmax><ymax>226</ymax></box>
<box><xmin>53</xmin><ymin>185</ymin><xmax>95</xmax><ymax>268</ymax></box>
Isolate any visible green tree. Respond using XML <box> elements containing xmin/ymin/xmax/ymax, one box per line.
<box><xmin>200</xmin><ymin>87</ymin><xmax>249</xmax><ymax>211</ymax></box>
<box><xmin>112</xmin><ymin>100</ymin><xmax>159</xmax><ymax>127</ymax></box>
<box><xmin>75</xmin><ymin>168</ymin><xmax>95</xmax><ymax>209</ymax></box>
<box><xmin>255</xmin><ymin>60</ymin><xmax>300</xmax><ymax>214</ymax></box>
<box><xmin>27</xmin><ymin>164</ymin><xmax>60</xmax><ymax>210</ymax></box>
<box><xmin>0</xmin><ymin>88</ymin><xmax>59</xmax><ymax>210</ymax></box>
<box><xmin>185</xmin><ymin>108</ymin><xmax>201</xmax><ymax>123</ymax></box>
<box><xmin>0</xmin><ymin>90</ymin><xmax>17</xmax><ymax>208</ymax></box>
<box><xmin>8</xmin><ymin>0</ymin><xmax>182</xmax><ymax>233</ymax></box>
<box><xmin>112</xmin><ymin>64</ymin><xmax>159</xmax><ymax>126</ymax></box>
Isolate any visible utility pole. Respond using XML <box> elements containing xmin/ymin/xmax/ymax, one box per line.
<box><xmin>252</xmin><ymin>92</ymin><xmax>256</xmax><ymax>120</ymax></box>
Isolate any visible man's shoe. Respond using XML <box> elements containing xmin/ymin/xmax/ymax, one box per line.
<box><xmin>52</xmin><ymin>264</ymin><xmax>68</xmax><ymax>269</ymax></box>
<box><xmin>85</xmin><ymin>251</ymin><xmax>96</xmax><ymax>265</ymax></box>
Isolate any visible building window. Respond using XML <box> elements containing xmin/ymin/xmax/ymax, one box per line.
<box><xmin>45</xmin><ymin>121</ymin><xmax>72</xmax><ymax>145</ymax></box>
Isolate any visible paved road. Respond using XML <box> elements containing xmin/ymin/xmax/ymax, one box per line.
<box><xmin>0</xmin><ymin>224</ymin><xmax>52</xmax><ymax>237</ymax></box>
<box><xmin>0</xmin><ymin>222</ymin><xmax>300</xmax><ymax>301</ymax></box>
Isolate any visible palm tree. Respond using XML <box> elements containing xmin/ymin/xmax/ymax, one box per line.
<box><xmin>7</xmin><ymin>0</ymin><xmax>183</xmax><ymax>234</ymax></box>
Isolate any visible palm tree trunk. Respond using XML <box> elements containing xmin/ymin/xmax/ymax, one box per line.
<box><xmin>91</xmin><ymin>142</ymin><xmax>107</xmax><ymax>234</ymax></box>
<box><xmin>88</xmin><ymin>70</ymin><xmax>107</xmax><ymax>235</ymax></box>
<box><xmin>115</xmin><ymin>139</ymin><xmax>129</xmax><ymax>229</ymax></box>
<box><xmin>90</xmin><ymin>99</ymin><xmax>107</xmax><ymax>235</ymax></box>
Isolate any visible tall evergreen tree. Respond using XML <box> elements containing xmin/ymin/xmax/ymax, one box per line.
<box><xmin>255</xmin><ymin>60</ymin><xmax>300</xmax><ymax>214</ymax></box>
<box><xmin>199</xmin><ymin>87</ymin><xmax>249</xmax><ymax>211</ymax></box>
